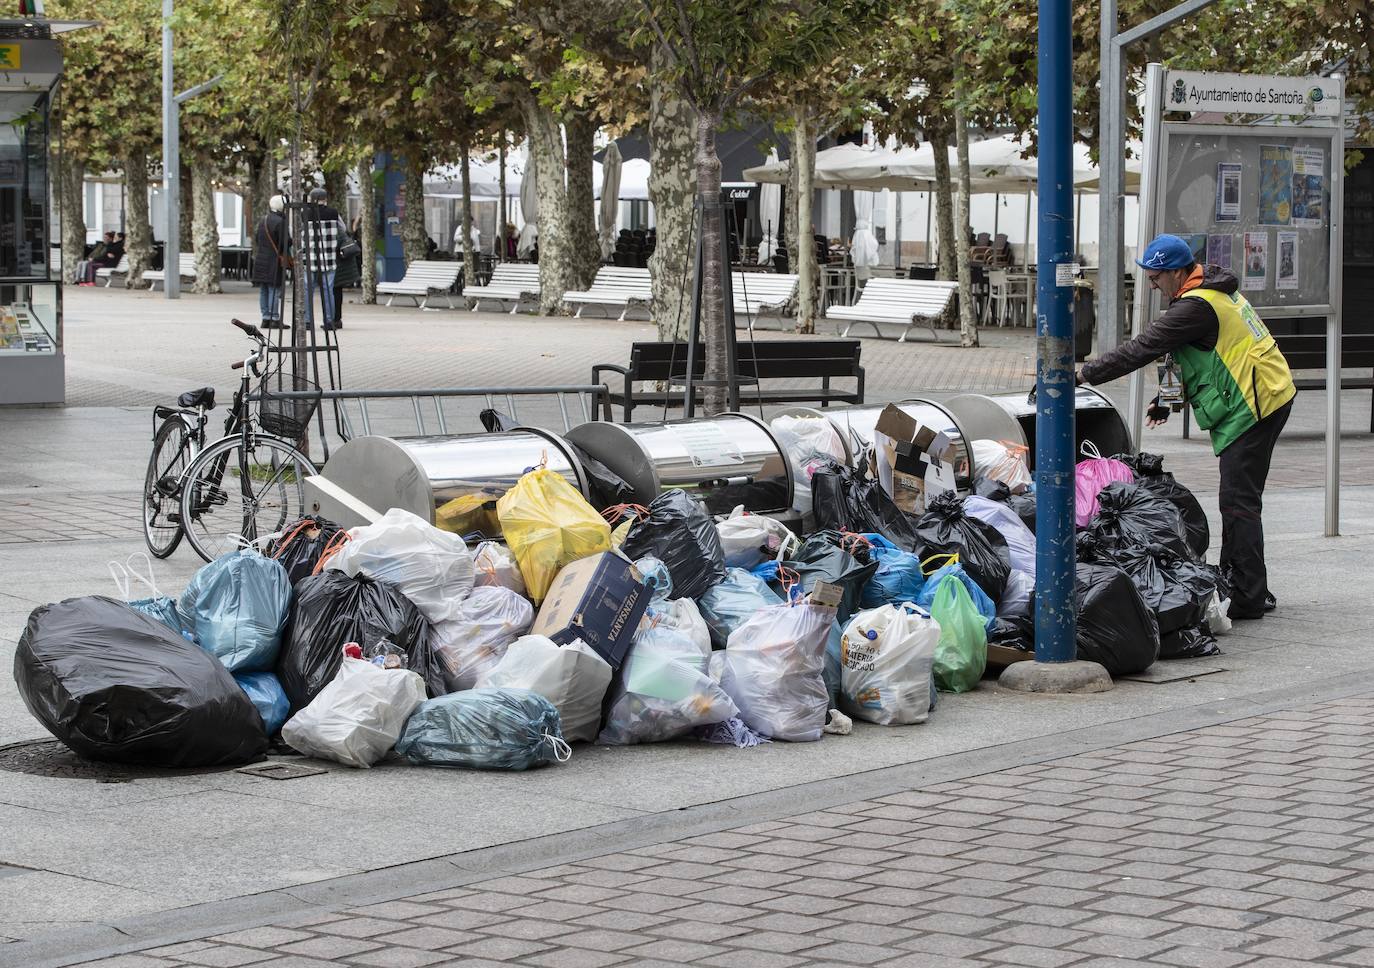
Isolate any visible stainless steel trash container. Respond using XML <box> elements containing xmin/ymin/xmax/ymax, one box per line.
<box><xmin>944</xmin><ymin>386</ymin><xmax>1132</xmax><ymax>469</ymax></box>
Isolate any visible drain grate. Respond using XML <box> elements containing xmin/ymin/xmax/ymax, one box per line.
<box><xmin>0</xmin><ymin>739</ymin><xmax>250</xmax><ymax>782</ymax></box>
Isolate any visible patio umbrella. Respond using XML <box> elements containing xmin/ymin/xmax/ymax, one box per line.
<box><xmin>757</xmin><ymin>149</ymin><xmax>781</xmax><ymax>264</ymax></box>
<box><xmin>598</xmin><ymin>141</ymin><xmax>623</xmax><ymax>258</ymax></box>
<box><xmin>518</xmin><ymin>147</ymin><xmax>538</xmax><ymax>257</ymax></box>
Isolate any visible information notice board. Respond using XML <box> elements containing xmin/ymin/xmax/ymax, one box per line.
<box><xmin>1158</xmin><ymin>126</ymin><xmax>1334</xmax><ymax>313</ymax></box>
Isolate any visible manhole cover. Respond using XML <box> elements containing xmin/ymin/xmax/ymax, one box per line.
<box><xmin>0</xmin><ymin>739</ymin><xmax>255</xmax><ymax>783</ymax></box>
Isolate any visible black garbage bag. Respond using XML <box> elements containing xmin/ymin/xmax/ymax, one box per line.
<box><xmin>14</xmin><ymin>596</ymin><xmax>268</xmax><ymax>767</ymax></box>
<box><xmin>1112</xmin><ymin>451</ymin><xmax>1165</xmax><ymax>478</ymax></box>
<box><xmin>479</xmin><ymin>408</ymin><xmax>520</xmax><ymax>432</ymax></box>
<box><xmin>564</xmin><ymin>440</ymin><xmax>636</xmax><ymax>511</ymax></box>
<box><xmin>914</xmin><ymin>491</ymin><xmax>1011</xmax><ymax>603</ymax></box>
<box><xmin>1006</xmin><ymin>491</ymin><xmax>1037</xmax><ymax>534</ymax></box>
<box><xmin>1087</xmin><ymin>482</ymin><xmax>1196</xmax><ymax>562</ymax></box>
<box><xmin>988</xmin><ymin>615</ymin><xmax>1035</xmax><ymax>654</ymax></box>
<box><xmin>621</xmin><ymin>489</ymin><xmax>726</xmax><ymax>599</ymax></box>
<box><xmin>973</xmin><ymin>477</ymin><xmax>1012</xmax><ymax>502</ymax></box>
<box><xmin>1160</xmin><ymin>624</ymin><xmax>1221</xmax><ymax>659</ymax></box>
<box><xmin>1076</xmin><ymin>534</ymin><xmax>1200</xmax><ymax>637</ymax></box>
<box><xmin>779</xmin><ymin>531</ymin><xmax>878</xmax><ymax>624</ymax></box>
<box><xmin>264</xmin><ymin>515</ymin><xmax>344</xmax><ymax>586</ymax></box>
<box><xmin>1137</xmin><ymin>474</ymin><xmax>1209</xmax><ymax>559</ymax></box>
<box><xmin>811</xmin><ymin>458</ymin><xmax>922</xmax><ymax>551</ymax></box>
<box><xmin>1075</xmin><ymin>562</ymin><xmax>1160</xmax><ymax>676</ymax></box>
<box><xmin>277</xmin><ymin>571</ymin><xmax>440</xmax><ymax>711</ymax></box>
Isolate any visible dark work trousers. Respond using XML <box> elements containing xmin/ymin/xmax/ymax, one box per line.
<box><xmin>1217</xmin><ymin>399</ymin><xmax>1292</xmax><ymax>617</ymax></box>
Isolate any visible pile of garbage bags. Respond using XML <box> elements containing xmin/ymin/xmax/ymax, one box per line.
<box><xmin>12</xmin><ymin>437</ymin><xmax>1224</xmax><ymax>774</ymax></box>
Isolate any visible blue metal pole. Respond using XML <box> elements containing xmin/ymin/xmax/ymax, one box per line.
<box><xmin>1034</xmin><ymin>0</ymin><xmax>1077</xmax><ymax>662</ymax></box>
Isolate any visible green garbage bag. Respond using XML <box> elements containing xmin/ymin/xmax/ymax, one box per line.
<box><xmin>929</xmin><ymin>574</ymin><xmax>987</xmax><ymax>693</ymax></box>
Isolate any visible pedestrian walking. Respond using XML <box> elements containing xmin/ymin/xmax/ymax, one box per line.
<box><xmin>1077</xmin><ymin>233</ymin><xmax>1296</xmax><ymax>620</ymax></box>
<box><xmin>300</xmin><ymin>187</ymin><xmax>348</xmax><ymax>331</ymax></box>
<box><xmin>250</xmin><ymin>195</ymin><xmax>290</xmax><ymax>329</ymax></box>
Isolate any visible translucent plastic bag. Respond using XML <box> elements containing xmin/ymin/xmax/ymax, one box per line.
<box><xmin>328</xmin><ymin>508</ymin><xmax>475</xmax><ymax>624</ymax></box>
<box><xmin>839</xmin><ymin>604</ymin><xmax>940</xmax><ymax>725</ymax></box>
<box><xmin>496</xmin><ymin>468</ymin><xmax>611</xmax><ymax>603</ymax></box>
<box><xmin>1074</xmin><ymin>442</ymin><xmax>1135</xmax><ymax>528</ymax></box>
<box><xmin>770</xmin><ymin>414</ymin><xmax>848</xmax><ymax>516</ymax></box>
<box><xmin>477</xmin><ymin>634</ymin><xmax>612</xmax><ymax>743</ymax></box>
<box><xmin>698</xmin><ymin>568</ymin><xmax>784</xmax><ymax>649</ymax></box>
<box><xmin>997</xmin><ymin>568</ymin><xmax>1035</xmax><ymax>619</ymax></box>
<box><xmin>395</xmin><ymin>689</ymin><xmax>569</xmax><ymax>770</ymax></box>
<box><xmin>233</xmin><ymin>670</ymin><xmax>291</xmax><ymax>735</ymax></box>
<box><xmin>963</xmin><ymin>496</ymin><xmax>1036</xmax><ymax>577</ymax></box>
<box><xmin>858</xmin><ymin>534</ymin><xmax>925</xmax><ymax>608</ymax></box>
<box><xmin>971</xmin><ymin>439</ymin><xmax>1033</xmax><ymax>491</ymax></box>
<box><xmin>472</xmin><ymin>540</ymin><xmax>526</xmax><ymax>597</ymax></box>
<box><xmin>928</xmin><ymin>574</ymin><xmax>988</xmax><ymax>693</ymax></box>
<box><xmin>599</xmin><ymin>626</ymin><xmax>738</xmax><ymax>744</ymax></box>
<box><xmin>716</xmin><ymin>506</ymin><xmax>796</xmax><ymax>569</ymax></box>
<box><xmin>916</xmin><ymin>555</ymin><xmax>996</xmax><ymax>629</ymax></box>
<box><xmin>108</xmin><ymin>553</ymin><xmax>193</xmax><ymax>641</ymax></box>
<box><xmin>431</xmin><ymin>585</ymin><xmax>534</xmax><ymax>692</ymax></box>
<box><xmin>281</xmin><ymin>657</ymin><xmax>427</xmax><ymax>768</ymax></box>
<box><xmin>179</xmin><ymin>548</ymin><xmax>292</xmax><ymax>673</ymax></box>
<box><xmin>715</xmin><ymin>601</ymin><xmax>835</xmax><ymax>742</ymax></box>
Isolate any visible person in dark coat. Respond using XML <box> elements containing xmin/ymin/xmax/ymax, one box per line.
<box><xmin>333</xmin><ymin>215</ymin><xmax>362</xmax><ymax>326</ymax></box>
<box><xmin>251</xmin><ymin>195</ymin><xmax>290</xmax><ymax>328</ymax></box>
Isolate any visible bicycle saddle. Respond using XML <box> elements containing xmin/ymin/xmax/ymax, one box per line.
<box><xmin>177</xmin><ymin>386</ymin><xmax>216</xmax><ymax>410</ymax></box>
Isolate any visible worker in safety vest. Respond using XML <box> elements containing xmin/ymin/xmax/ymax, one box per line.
<box><xmin>1077</xmin><ymin>233</ymin><xmax>1296</xmax><ymax>621</ymax></box>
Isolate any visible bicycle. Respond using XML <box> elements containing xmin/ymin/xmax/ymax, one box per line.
<box><xmin>142</xmin><ymin>318</ymin><xmax>321</xmax><ymax>563</ymax></box>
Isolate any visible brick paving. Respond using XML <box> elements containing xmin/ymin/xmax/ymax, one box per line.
<box><xmin>70</xmin><ymin>694</ymin><xmax>1374</xmax><ymax>968</ymax></box>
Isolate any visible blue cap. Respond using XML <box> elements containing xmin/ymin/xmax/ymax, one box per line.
<box><xmin>1136</xmin><ymin>234</ymin><xmax>1195</xmax><ymax>271</ymax></box>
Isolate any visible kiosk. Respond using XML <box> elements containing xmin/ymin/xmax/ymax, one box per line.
<box><xmin>0</xmin><ymin>20</ymin><xmax>84</xmax><ymax>405</ymax></box>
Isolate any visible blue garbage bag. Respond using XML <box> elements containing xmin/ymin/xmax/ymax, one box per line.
<box><xmin>395</xmin><ymin>688</ymin><xmax>568</xmax><ymax>771</ymax></box>
<box><xmin>128</xmin><ymin>596</ymin><xmax>195</xmax><ymax>641</ymax></box>
<box><xmin>699</xmin><ymin>568</ymin><xmax>784</xmax><ymax>649</ymax></box>
<box><xmin>859</xmin><ymin>534</ymin><xmax>925</xmax><ymax>608</ymax></box>
<box><xmin>179</xmin><ymin>549</ymin><xmax>292</xmax><ymax>673</ymax></box>
<box><xmin>233</xmin><ymin>671</ymin><xmax>291</xmax><ymax>735</ymax></box>
<box><xmin>915</xmin><ymin>558</ymin><xmax>996</xmax><ymax>631</ymax></box>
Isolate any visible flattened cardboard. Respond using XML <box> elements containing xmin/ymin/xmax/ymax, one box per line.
<box><xmin>532</xmin><ymin>552</ymin><xmax>650</xmax><ymax>669</ymax></box>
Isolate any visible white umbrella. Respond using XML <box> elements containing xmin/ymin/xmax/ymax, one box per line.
<box><xmin>598</xmin><ymin>141</ymin><xmax>623</xmax><ymax>258</ymax></box>
<box><xmin>757</xmin><ymin>149</ymin><xmax>781</xmax><ymax>264</ymax></box>
<box><xmin>743</xmin><ymin>143</ymin><xmax>935</xmax><ymax>192</ymax></box>
<box><xmin>518</xmin><ymin>147</ymin><xmax>538</xmax><ymax>257</ymax></box>
<box><xmin>425</xmin><ymin>153</ymin><xmax>523</xmax><ymax>198</ymax></box>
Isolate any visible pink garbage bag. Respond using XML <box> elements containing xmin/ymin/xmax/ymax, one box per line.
<box><xmin>1074</xmin><ymin>442</ymin><xmax>1135</xmax><ymax>528</ymax></box>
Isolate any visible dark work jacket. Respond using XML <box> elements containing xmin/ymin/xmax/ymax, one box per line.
<box><xmin>251</xmin><ymin>211</ymin><xmax>290</xmax><ymax>287</ymax></box>
<box><xmin>1081</xmin><ymin>265</ymin><xmax>1237</xmax><ymax>385</ymax></box>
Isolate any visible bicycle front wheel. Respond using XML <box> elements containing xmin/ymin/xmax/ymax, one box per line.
<box><xmin>143</xmin><ymin>417</ymin><xmax>193</xmax><ymax>559</ymax></box>
<box><xmin>178</xmin><ymin>434</ymin><xmax>318</xmax><ymax>563</ymax></box>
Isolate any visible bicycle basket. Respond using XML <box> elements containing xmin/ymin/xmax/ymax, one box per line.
<box><xmin>257</xmin><ymin>367</ymin><xmax>321</xmax><ymax>440</ymax></box>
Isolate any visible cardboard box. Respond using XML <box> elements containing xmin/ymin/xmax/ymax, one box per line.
<box><xmin>872</xmin><ymin>404</ymin><xmax>960</xmax><ymax>515</ymax></box>
<box><xmin>531</xmin><ymin>552</ymin><xmax>650</xmax><ymax>669</ymax></box>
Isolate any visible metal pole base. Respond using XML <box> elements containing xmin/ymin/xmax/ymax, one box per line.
<box><xmin>998</xmin><ymin>659</ymin><xmax>1114</xmax><ymax>694</ymax></box>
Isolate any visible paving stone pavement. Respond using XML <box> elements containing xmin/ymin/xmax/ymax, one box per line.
<box><xmin>63</xmin><ymin>693</ymin><xmax>1374</xmax><ymax>968</ymax></box>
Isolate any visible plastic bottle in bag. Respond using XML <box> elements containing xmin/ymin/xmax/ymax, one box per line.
<box><xmin>839</xmin><ymin>604</ymin><xmax>940</xmax><ymax>725</ymax></box>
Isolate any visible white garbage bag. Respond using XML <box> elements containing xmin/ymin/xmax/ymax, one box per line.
<box><xmin>473</xmin><ymin>541</ymin><xmax>527</xmax><ymax>597</ymax></box>
<box><xmin>714</xmin><ymin>601</ymin><xmax>835</xmax><ymax>742</ymax></box>
<box><xmin>770</xmin><ymin>414</ymin><xmax>848</xmax><ymax>516</ymax></box>
<box><xmin>641</xmin><ymin>597</ymin><xmax>712</xmax><ymax>661</ymax></box>
<box><xmin>1203</xmin><ymin>592</ymin><xmax>1233</xmax><ymax>635</ymax></box>
<box><xmin>328</xmin><ymin>508</ymin><xmax>475</xmax><ymax>624</ymax></box>
<box><xmin>715</xmin><ymin>506</ymin><xmax>797</xmax><ymax>569</ymax></box>
<box><xmin>964</xmin><ymin>495</ymin><xmax>1036</xmax><ymax>577</ymax></box>
<box><xmin>997</xmin><ymin>568</ymin><xmax>1035</xmax><ymax>619</ymax></box>
<box><xmin>432</xmin><ymin>585</ymin><xmax>534</xmax><ymax>692</ymax></box>
<box><xmin>281</xmin><ymin>657</ymin><xmax>427</xmax><ymax>768</ymax></box>
<box><xmin>598</xmin><ymin>626</ymin><xmax>738</xmax><ymax>745</ymax></box>
<box><xmin>971</xmin><ymin>439</ymin><xmax>1034</xmax><ymax>491</ymax></box>
<box><xmin>477</xmin><ymin>634</ymin><xmax>612</xmax><ymax>742</ymax></box>
<box><xmin>839</xmin><ymin>604</ymin><xmax>939</xmax><ymax>725</ymax></box>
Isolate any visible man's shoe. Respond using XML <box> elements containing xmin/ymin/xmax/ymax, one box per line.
<box><xmin>322</xmin><ymin>323</ymin><xmax>339</xmax><ymax>331</ymax></box>
<box><xmin>1263</xmin><ymin>592</ymin><xmax>1277</xmax><ymax>612</ymax></box>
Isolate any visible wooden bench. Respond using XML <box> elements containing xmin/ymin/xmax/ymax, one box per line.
<box><xmin>733</xmin><ymin>272</ymin><xmax>799</xmax><ymax>332</ymax></box>
<box><xmin>377</xmin><ymin>260</ymin><xmax>461</xmax><ymax>309</ymax></box>
<box><xmin>825</xmin><ymin>277</ymin><xmax>959</xmax><ymax>343</ymax></box>
<box><xmin>591</xmin><ymin>339</ymin><xmax>864</xmax><ymax>422</ymax></box>
<box><xmin>464</xmin><ymin>262</ymin><xmax>541</xmax><ymax>313</ymax></box>
<box><xmin>96</xmin><ymin>254</ymin><xmax>129</xmax><ymax>287</ymax></box>
<box><xmin>143</xmin><ymin>253</ymin><xmax>197</xmax><ymax>291</ymax></box>
<box><xmin>563</xmin><ymin>267</ymin><xmax>652</xmax><ymax>320</ymax></box>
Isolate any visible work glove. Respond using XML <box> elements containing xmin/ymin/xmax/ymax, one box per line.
<box><xmin>1146</xmin><ymin>396</ymin><xmax>1171</xmax><ymax>427</ymax></box>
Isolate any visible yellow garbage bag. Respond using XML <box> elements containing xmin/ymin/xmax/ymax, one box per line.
<box><xmin>496</xmin><ymin>468</ymin><xmax>611</xmax><ymax>602</ymax></box>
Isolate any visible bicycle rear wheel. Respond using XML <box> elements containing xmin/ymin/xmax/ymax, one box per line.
<box><xmin>143</xmin><ymin>417</ymin><xmax>193</xmax><ymax>559</ymax></box>
<box><xmin>178</xmin><ymin>433</ymin><xmax>317</xmax><ymax>563</ymax></box>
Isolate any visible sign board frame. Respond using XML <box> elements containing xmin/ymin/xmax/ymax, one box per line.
<box><xmin>1132</xmin><ymin>64</ymin><xmax>1344</xmax><ymax>536</ymax></box>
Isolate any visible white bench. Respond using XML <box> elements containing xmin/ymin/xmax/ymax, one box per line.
<box><xmin>377</xmin><ymin>260</ymin><xmax>461</xmax><ymax>310</ymax></box>
<box><xmin>143</xmin><ymin>254</ymin><xmax>198</xmax><ymax>291</ymax></box>
<box><xmin>733</xmin><ymin>272</ymin><xmax>799</xmax><ymax>332</ymax></box>
<box><xmin>826</xmin><ymin>277</ymin><xmax>959</xmax><ymax>343</ymax></box>
<box><xmin>96</xmin><ymin>254</ymin><xmax>129</xmax><ymax>287</ymax></box>
<box><xmin>562</xmin><ymin>267</ymin><xmax>652</xmax><ymax>320</ymax></box>
<box><xmin>464</xmin><ymin>262</ymin><xmax>541</xmax><ymax>313</ymax></box>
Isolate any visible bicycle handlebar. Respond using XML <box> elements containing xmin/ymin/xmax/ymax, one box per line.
<box><xmin>230</xmin><ymin>318</ymin><xmax>264</xmax><ymax>341</ymax></box>
<box><xmin>231</xmin><ymin>360</ymin><xmax>246</xmax><ymax>370</ymax></box>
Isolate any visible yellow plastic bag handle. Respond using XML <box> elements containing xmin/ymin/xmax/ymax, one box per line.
<box><xmin>921</xmin><ymin>552</ymin><xmax>959</xmax><ymax>576</ymax></box>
